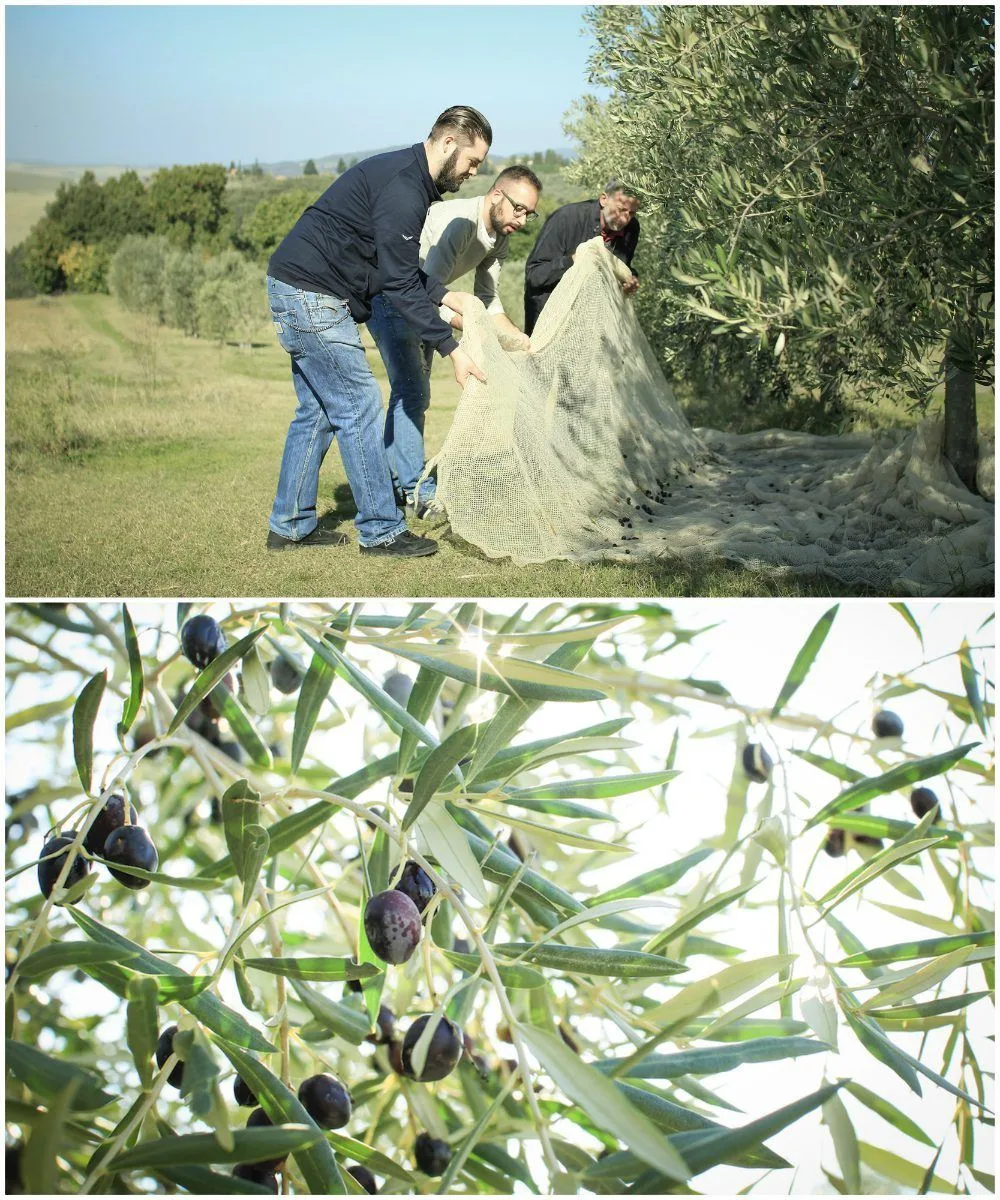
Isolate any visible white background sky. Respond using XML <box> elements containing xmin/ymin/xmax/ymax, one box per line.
<box><xmin>5</xmin><ymin>598</ymin><xmax>995</xmax><ymax>1194</ymax></box>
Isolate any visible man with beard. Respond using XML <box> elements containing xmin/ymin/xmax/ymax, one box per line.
<box><xmin>265</xmin><ymin>106</ymin><xmax>491</xmax><ymax>557</ymax></box>
<box><xmin>523</xmin><ymin>181</ymin><xmax>640</xmax><ymax>336</ymax></box>
<box><xmin>367</xmin><ymin>165</ymin><xmax>542</xmax><ymax>515</ymax></box>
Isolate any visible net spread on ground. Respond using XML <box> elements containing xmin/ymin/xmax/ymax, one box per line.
<box><xmin>427</xmin><ymin>239</ymin><xmax>994</xmax><ymax>595</ymax></box>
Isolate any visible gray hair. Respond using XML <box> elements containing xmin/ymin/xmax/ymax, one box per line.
<box><xmin>603</xmin><ymin>178</ymin><xmax>639</xmax><ymax>200</ymax></box>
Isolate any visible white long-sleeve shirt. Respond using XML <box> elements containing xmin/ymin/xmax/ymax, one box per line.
<box><xmin>420</xmin><ymin>194</ymin><xmax>508</xmax><ymax>318</ymax></box>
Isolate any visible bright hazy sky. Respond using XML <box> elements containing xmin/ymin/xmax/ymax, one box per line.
<box><xmin>5</xmin><ymin>4</ymin><xmax>598</xmax><ymax>166</ymax></box>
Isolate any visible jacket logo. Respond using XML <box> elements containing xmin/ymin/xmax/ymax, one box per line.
<box><xmin>401</xmin><ymin>234</ymin><xmax>414</xmax><ymax>241</ymax></box>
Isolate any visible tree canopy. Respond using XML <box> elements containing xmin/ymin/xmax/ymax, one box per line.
<box><xmin>567</xmin><ymin>4</ymin><xmax>994</xmax><ymax>478</ymax></box>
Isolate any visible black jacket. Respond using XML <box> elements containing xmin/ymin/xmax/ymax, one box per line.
<box><xmin>268</xmin><ymin>144</ymin><xmax>458</xmax><ymax>355</ymax></box>
<box><xmin>523</xmin><ymin>198</ymin><xmax>640</xmax><ymax>335</ymax></box>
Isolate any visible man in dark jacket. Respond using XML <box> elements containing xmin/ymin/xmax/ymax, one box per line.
<box><xmin>523</xmin><ymin>180</ymin><xmax>640</xmax><ymax>336</ymax></box>
<box><xmin>265</xmin><ymin>106</ymin><xmax>491</xmax><ymax>558</ymax></box>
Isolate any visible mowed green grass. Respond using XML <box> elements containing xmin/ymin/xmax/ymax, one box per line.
<box><xmin>7</xmin><ymin>290</ymin><xmax>880</xmax><ymax>599</ymax></box>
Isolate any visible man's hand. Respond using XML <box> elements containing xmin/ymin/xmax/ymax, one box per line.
<box><xmin>450</xmin><ymin>346</ymin><xmax>487</xmax><ymax>387</ymax></box>
<box><xmin>441</xmin><ymin>289</ymin><xmax>476</xmax><ymax>315</ymax></box>
<box><xmin>622</xmin><ymin>275</ymin><xmax>640</xmax><ymax>296</ymax></box>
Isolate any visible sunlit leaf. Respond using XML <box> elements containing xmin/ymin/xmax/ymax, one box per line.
<box><xmin>126</xmin><ymin>974</ymin><xmax>159</xmax><ymax>1089</ymax></box>
<box><xmin>243</xmin><ymin>957</ymin><xmax>381</xmax><ymax>983</ymax></box>
<box><xmin>441</xmin><ymin>949</ymin><xmax>545</xmax><ymax>989</ymax></box>
<box><xmin>389</xmin><ymin>644</ymin><xmax>610</xmax><ymax>703</ymax></box>
<box><xmin>494</xmin><ymin>942</ymin><xmax>685</xmax><ymax>979</ymax></box>
<box><xmin>588</xmin><ymin>848</ymin><xmax>714</xmax><ymax>906</ymax></box>
<box><xmin>771</xmin><ymin>604</ymin><xmax>838</xmax><ymax>717</ymax></box>
<box><xmin>5</xmin><ymin>1040</ymin><xmax>116</xmax><ymax>1111</ymax></box>
<box><xmin>72</xmin><ymin>670</ymin><xmax>107</xmax><ymax>794</ymax></box>
<box><xmin>119</xmin><ymin>604</ymin><xmax>144</xmax><ymax>737</ymax></box>
<box><xmin>405</xmin><ymin>722</ymin><xmax>480</xmax><ymax>830</ymax></box>
<box><xmin>292</xmin><ymin>643</ymin><xmax>337</xmax><ymax>771</ymax></box>
<box><xmin>958</xmin><ymin>639</ymin><xmax>989</xmax><ymax>735</ymax></box>
<box><xmin>111</xmin><ymin>1127</ymin><xmax>322</xmax><ymax>1171</ymax></box>
<box><xmin>806</xmin><ymin>743</ymin><xmax>980</xmax><ymax>829</ymax></box>
<box><xmin>521</xmin><ymin>1025</ymin><xmax>690</xmax><ymax>1181</ymax></box>
<box><xmin>417</xmin><ymin>800</ymin><xmax>489</xmax><ymax>904</ymax></box>
<box><xmin>836</xmin><ymin>929</ymin><xmax>993</xmax><ymax>968</ymax></box>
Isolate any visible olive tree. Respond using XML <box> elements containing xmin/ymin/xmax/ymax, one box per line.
<box><xmin>567</xmin><ymin>5</ymin><xmax>993</xmax><ymax>485</ymax></box>
<box><xmin>5</xmin><ymin>601</ymin><xmax>994</xmax><ymax>1194</ymax></box>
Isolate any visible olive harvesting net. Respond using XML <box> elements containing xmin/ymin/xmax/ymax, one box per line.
<box><xmin>426</xmin><ymin>238</ymin><xmax>994</xmax><ymax>595</ymax></box>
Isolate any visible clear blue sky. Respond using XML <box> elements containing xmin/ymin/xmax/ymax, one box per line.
<box><xmin>5</xmin><ymin>4</ymin><xmax>600</xmax><ymax>166</ymax></box>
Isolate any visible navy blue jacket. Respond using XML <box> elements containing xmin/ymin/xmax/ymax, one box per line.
<box><xmin>268</xmin><ymin>144</ymin><xmax>458</xmax><ymax>355</ymax></box>
<box><xmin>523</xmin><ymin>198</ymin><xmax>640</xmax><ymax>335</ymax></box>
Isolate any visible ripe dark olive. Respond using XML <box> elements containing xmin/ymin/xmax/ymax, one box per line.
<box><xmin>414</xmin><ymin>1132</ymin><xmax>451</xmax><ymax>1176</ymax></box>
<box><xmin>401</xmin><ymin>1014</ymin><xmax>464</xmax><ymax>1081</ymax></box>
<box><xmin>83</xmin><ymin>793</ymin><xmax>139</xmax><ymax>856</ymax></box>
<box><xmin>387</xmin><ymin>1040</ymin><xmax>405</xmax><ymax>1076</ymax></box>
<box><xmin>298</xmin><ymin>1073</ymin><xmax>352</xmax><ymax>1130</ymax></box>
<box><xmin>270</xmin><ymin>655</ymin><xmax>303</xmax><ymax>695</ymax></box>
<box><xmin>181</xmin><ymin>614</ymin><xmax>227</xmax><ymax>668</ymax></box>
<box><xmin>382</xmin><ymin>670</ymin><xmax>414</xmax><ymax>707</ymax></box>
<box><xmin>103</xmin><ymin>824</ymin><xmax>158</xmax><ymax>888</ymax></box>
<box><xmin>234</xmin><ymin>1074</ymin><xmax>258</xmax><ymax>1107</ymax></box>
<box><xmin>742</xmin><ymin>743</ymin><xmax>773</xmax><ymax>784</ymax></box>
<box><xmin>823</xmin><ymin>828</ymin><xmax>846</xmax><ymax>858</ymax></box>
<box><xmin>558</xmin><ymin>1023</ymin><xmax>580</xmax><ymax>1054</ymax></box>
<box><xmin>364</xmin><ymin>890</ymin><xmax>422</xmax><ymax>965</ymax></box>
<box><xmin>247</xmin><ymin>1108</ymin><xmax>285</xmax><ymax>1170</ymax></box>
<box><xmin>911</xmin><ymin>787</ymin><xmax>940</xmax><ymax>819</ymax></box>
<box><xmin>393</xmin><ymin>861</ymin><xmax>435</xmax><ymax>914</ymax></box>
<box><xmin>155</xmin><ymin>1025</ymin><xmax>185</xmax><ymax>1088</ymax></box>
<box><xmin>347</xmin><ymin>1164</ymin><xmax>378</xmax><ymax>1194</ymax></box>
<box><xmin>872</xmin><ymin>709</ymin><xmax>904</xmax><ymax>738</ymax></box>
<box><xmin>854</xmin><ymin>833</ymin><xmax>884</xmax><ymax>850</ymax></box>
<box><xmin>365</xmin><ymin>1005</ymin><xmax>396</xmax><ymax>1045</ymax></box>
<box><xmin>233</xmin><ymin>1162</ymin><xmax>278</xmax><ymax>1193</ymax></box>
<box><xmin>37</xmin><ymin>834</ymin><xmax>90</xmax><ymax>903</ymax></box>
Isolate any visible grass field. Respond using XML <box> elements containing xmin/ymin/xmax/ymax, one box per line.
<box><xmin>6</xmin><ymin>290</ymin><xmax>869</xmax><ymax>599</ymax></box>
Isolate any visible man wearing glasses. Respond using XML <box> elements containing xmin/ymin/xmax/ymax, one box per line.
<box><xmin>367</xmin><ymin>165</ymin><xmax>542</xmax><ymax>516</ymax></box>
<box><xmin>523</xmin><ymin>180</ymin><xmax>641</xmax><ymax>336</ymax></box>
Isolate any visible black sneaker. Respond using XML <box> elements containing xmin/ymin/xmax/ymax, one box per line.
<box><xmin>360</xmin><ymin>530</ymin><xmax>438</xmax><ymax>557</ymax></box>
<box><xmin>266</xmin><ymin>527</ymin><xmax>349</xmax><ymax>551</ymax></box>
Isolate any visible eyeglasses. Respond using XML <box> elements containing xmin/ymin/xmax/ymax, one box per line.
<box><xmin>500</xmin><ymin>189</ymin><xmax>538</xmax><ymax>222</ymax></box>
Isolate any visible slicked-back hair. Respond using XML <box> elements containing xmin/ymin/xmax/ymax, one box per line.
<box><xmin>491</xmin><ymin>165</ymin><xmax>543</xmax><ymax>193</ymax></box>
<box><xmin>603</xmin><ymin>178</ymin><xmax>639</xmax><ymax>201</ymax></box>
<box><xmin>429</xmin><ymin>106</ymin><xmax>493</xmax><ymax>147</ymax></box>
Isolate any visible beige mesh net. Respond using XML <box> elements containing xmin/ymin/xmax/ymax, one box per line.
<box><xmin>426</xmin><ymin>238</ymin><xmax>994</xmax><ymax>595</ymax></box>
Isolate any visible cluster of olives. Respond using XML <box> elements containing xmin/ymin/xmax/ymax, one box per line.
<box><xmin>37</xmin><ymin>791</ymin><xmax>157</xmax><ymax>904</ymax></box>
<box><xmin>156</xmin><ymin>1026</ymin><xmax>363</xmax><ymax>1192</ymax></box>
<box><xmin>823</xmin><ymin>710</ymin><xmax>943</xmax><ymax>857</ymax></box>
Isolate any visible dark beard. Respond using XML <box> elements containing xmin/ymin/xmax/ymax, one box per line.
<box><xmin>436</xmin><ymin>147</ymin><xmax>464</xmax><ymax>193</ymax></box>
<box><xmin>488</xmin><ymin>198</ymin><xmax>505</xmax><ymax>236</ymax></box>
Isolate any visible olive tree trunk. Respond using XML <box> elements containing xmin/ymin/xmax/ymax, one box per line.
<box><xmin>943</xmin><ymin>316</ymin><xmax>979</xmax><ymax>493</ymax></box>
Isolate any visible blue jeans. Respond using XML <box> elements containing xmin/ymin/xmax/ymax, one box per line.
<box><xmin>367</xmin><ymin>293</ymin><xmax>436</xmax><ymax>501</ymax></box>
<box><xmin>267</xmin><ymin>276</ymin><xmax>406</xmax><ymax>547</ymax></box>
